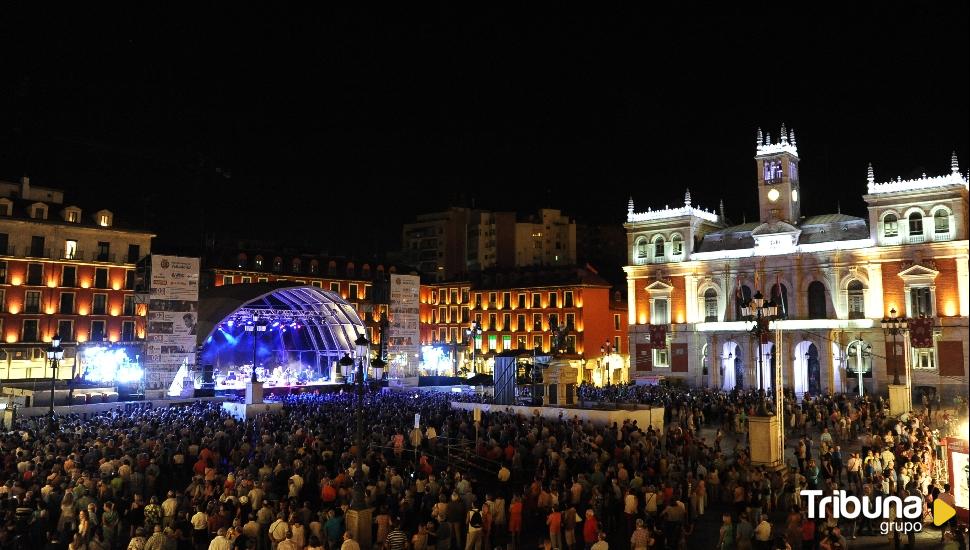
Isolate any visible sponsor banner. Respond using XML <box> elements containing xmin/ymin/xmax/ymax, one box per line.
<box><xmin>150</xmin><ymin>256</ymin><xmax>200</xmax><ymax>301</ymax></box>
<box><xmin>145</xmin><ymin>256</ymin><xmax>200</xmax><ymax>391</ymax></box>
<box><xmin>388</xmin><ymin>275</ymin><xmax>421</xmax><ymax>376</ymax></box>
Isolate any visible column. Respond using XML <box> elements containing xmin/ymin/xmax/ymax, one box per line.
<box><xmin>685</xmin><ymin>274</ymin><xmax>699</xmax><ymax>323</ymax></box>
<box><xmin>867</xmin><ymin>263</ymin><xmax>884</xmax><ymax>318</ymax></box>
<box><xmin>627</xmin><ymin>277</ymin><xmax>637</xmax><ymax>325</ymax></box>
<box><xmin>957</xmin><ymin>256</ymin><xmax>970</xmax><ymax>316</ymax></box>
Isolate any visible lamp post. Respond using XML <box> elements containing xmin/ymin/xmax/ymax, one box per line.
<box><xmin>351</xmin><ymin>333</ymin><xmax>370</xmax><ymax>510</ymax></box>
<box><xmin>465</xmin><ymin>321</ymin><xmax>482</xmax><ymax>375</ymax></box>
<box><xmin>338</xmin><ymin>353</ymin><xmax>353</xmax><ymax>385</ymax></box>
<box><xmin>46</xmin><ymin>334</ymin><xmax>64</xmax><ymax>427</ymax></box>
<box><xmin>600</xmin><ymin>340</ymin><xmax>613</xmax><ymax>386</ymax></box>
<box><xmin>880</xmin><ymin>308</ymin><xmax>908</xmax><ymax>385</ymax></box>
<box><xmin>741</xmin><ymin>290</ymin><xmax>779</xmax><ymax>413</ymax></box>
<box><xmin>244</xmin><ymin>316</ymin><xmax>268</xmax><ymax>383</ymax></box>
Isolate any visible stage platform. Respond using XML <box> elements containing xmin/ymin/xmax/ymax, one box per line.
<box><xmin>214</xmin><ymin>379</ymin><xmax>348</xmax><ymax>398</ymax></box>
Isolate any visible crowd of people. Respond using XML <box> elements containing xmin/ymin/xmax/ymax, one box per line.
<box><xmin>0</xmin><ymin>384</ymin><xmax>965</xmax><ymax>550</ymax></box>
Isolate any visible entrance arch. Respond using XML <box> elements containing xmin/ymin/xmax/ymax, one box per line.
<box><xmin>721</xmin><ymin>342</ymin><xmax>741</xmax><ymax>391</ymax></box>
<box><xmin>793</xmin><ymin>341</ymin><xmax>822</xmax><ymax>398</ymax></box>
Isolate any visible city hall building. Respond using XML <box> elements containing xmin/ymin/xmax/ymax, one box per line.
<box><xmin>624</xmin><ymin>127</ymin><xmax>968</xmax><ymax>402</ymax></box>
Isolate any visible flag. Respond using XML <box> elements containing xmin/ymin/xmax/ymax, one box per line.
<box><xmin>649</xmin><ymin>324</ymin><xmax>667</xmax><ymax>349</ymax></box>
<box><xmin>910</xmin><ymin>317</ymin><xmax>934</xmax><ymax>348</ymax></box>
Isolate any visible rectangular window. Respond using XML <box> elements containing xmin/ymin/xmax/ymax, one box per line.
<box><xmin>502</xmin><ymin>335</ymin><xmax>512</xmax><ymax>351</ymax></box>
<box><xmin>60</xmin><ymin>292</ymin><xmax>75</xmax><ymax>314</ymax></box>
<box><xmin>489</xmin><ymin>313</ymin><xmax>497</xmax><ymax>331</ymax></box>
<box><xmin>0</xmin><ymin>261</ymin><xmax>6</xmax><ymax>283</ymax></box>
<box><xmin>503</xmin><ymin>313</ymin><xmax>511</xmax><ymax>331</ymax></box>
<box><xmin>330</xmin><ymin>282</ymin><xmax>340</xmax><ymax>293</ymax></box>
<box><xmin>517</xmin><ymin>335</ymin><xmax>527</xmax><ymax>350</ymax></box>
<box><xmin>489</xmin><ymin>292</ymin><xmax>497</xmax><ymax>306</ymax></box>
<box><xmin>311</xmin><ymin>281</ymin><xmax>322</xmax><ymax>288</ymax></box>
<box><xmin>0</xmin><ymin>233</ymin><xmax>7</xmax><ymax>255</ymax></box>
<box><xmin>430</xmin><ymin>309</ymin><xmax>437</xmax><ymax>324</ymax></box>
<box><xmin>533</xmin><ymin>335</ymin><xmax>543</xmax><ymax>350</ymax></box>
<box><xmin>349</xmin><ymin>283</ymin><xmax>359</xmax><ymax>300</ymax></box>
<box><xmin>222</xmin><ymin>275</ymin><xmax>234</xmax><ymax>285</ymax></box>
<box><xmin>90</xmin><ymin>320</ymin><xmax>106</xmax><ymax>342</ymax></box>
<box><xmin>474</xmin><ymin>293</ymin><xmax>482</xmax><ymax>308</ymax></box>
<box><xmin>94</xmin><ymin>268</ymin><xmax>108</xmax><ymax>289</ymax></box>
<box><xmin>912</xmin><ymin>348</ymin><xmax>935</xmax><ymax>370</ymax></box>
<box><xmin>257</xmin><ymin>277</ymin><xmax>269</xmax><ymax>283</ymax></box>
<box><xmin>97</xmin><ymin>241</ymin><xmax>110</xmax><ymax>261</ymax></box>
<box><xmin>364</xmin><ymin>285</ymin><xmax>372</xmax><ymax>300</ymax></box>
<box><xmin>124</xmin><ymin>270</ymin><xmax>135</xmax><ymax>290</ymax></box>
<box><xmin>517</xmin><ymin>293</ymin><xmax>526</xmax><ymax>309</ymax></box>
<box><xmin>461</xmin><ymin>288</ymin><xmax>469</xmax><ymax>304</ymax></box>
<box><xmin>502</xmin><ymin>292</ymin><xmax>511</xmax><ymax>309</ymax></box>
<box><xmin>461</xmin><ymin>307</ymin><xmax>469</xmax><ymax>323</ymax></box>
<box><xmin>124</xmin><ymin>295</ymin><xmax>136</xmax><ymax>316</ymax></box>
<box><xmin>910</xmin><ymin>287</ymin><xmax>933</xmax><ymax>317</ymax></box>
<box><xmin>653</xmin><ymin>348</ymin><xmax>670</xmax><ymax>367</ymax></box>
<box><xmin>450</xmin><ymin>306</ymin><xmax>458</xmax><ymax>323</ymax></box>
<box><xmin>127</xmin><ymin>244</ymin><xmax>141</xmax><ymax>263</ymax></box>
<box><xmin>614</xmin><ymin>314</ymin><xmax>621</xmax><ymax>330</ymax></box>
<box><xmin>438</xmin><ymin>307</ymin><xmax>446</xmax><ymax>324</ymax></box>
<box><xmin>474</xmin><ymin>313</ymin><xmax>482</xmax><ymax>326</ymax></box>
<box><xmin>0</xmin><ymin>289</ymin><xmax>4</xmax><ymax>312</ymax></box>
<box><xmin>549</xmin><ymin>313</ymin><xmax>560</xmax><ymax>329</ymax></box>
<box><xmin>565</xmin><ymin>313</ymin><xmax>575</xmax><ymax>330</ymax></box>
<box><xmin>61</xmin><ymin>266</ymin><xmax>76</xmax><ymax>288</ymax></box>
<box><xmin>122</xmin><ymin>321</ymin><xmax>136</xmax><ymax>342</ymax></box>
<box><xmin>532</xmin><ymin>293</ymin><xmax>542</xmax><ymax>308</ymax></box>
<box><xmin>57</xmin><ymin>320</ymin><xmax>74</xmax><ymax>341</ymax></box>
<box><xmin>27</xmin><ymin>263</ymin><xmax>44</xmax><ymax>286</ymax></box>
<box><xmin>450</xmin><ymin>327</ymin><xmax>459</xmax><ymax>343</ymax></box>
<box><xmin>25</xmin><ymin>291</ymin><xmax>41</xmax><ymax>313</ymax></box>
<box><xmin>517</xmin><ymin>314</ymin><xmax>526</xmax><ymax>332</ymax></box>
<box><xmin>93</xmin><ymin>294</ymin><xmax>107</xmax><ymax>315</ymax></box>
<box><xmin>549</xmin><ymin>292</ymin><xmax>558</xmax><ymax>308</ymax></box>
<box><xmin>652</xmin><ymin>299</ymin><xmax>669</xmax><ymax>325</ymax></box>
<box><xmin>22</xmin><ymin>319</ymin><xmax>39</xmax><ymax>342</ymax></box>
<box><xmin>30</xmin><ymin>236</ymin><xmax>45</xmax><ymax>257</ymax></box>
<box><xmin>438</xmin><ymin>328</ymin><xmax>446</xmax><ymax>342</ymax></box>
<box><xmin>533</xmin><ymin>313</ymin><xmax>542</xmax><ymax>330</ymax></box>
<box><xmin>565</xmin><ymin>335</ymin><xmax>576</xmax><ymax>353</ymax></box>
<box><xmin>241</xmin><ymin>276</ymin><xmax>252</xmax><ymax>283</ymax></box>
<box><xmin>65</xmin><ymin>240</ymin><xmax>78</xmax><ymax>260</ymax></box>
<box><xmin>450</xmin><ymin>289</ymin><xmax>458</xmax><ymax>304</ymax></box>
<box><xmin>564</xmin><ymin>291</ymin><xmax>574</xmax><ymax>308</ymax></box>
<box><xmin>488</xmin><ymin>334</ymin><xmax>497</xmax><ymax>351</ymax></box>
<box><xmin>438</xmin><ymin>289</ymin><xmax>445</xmax><ymax>304</ymax></box>
<box><xmin>614</xmin><ymin>335</ymin><xmax>621</xmax><ymax>351</ymax></box>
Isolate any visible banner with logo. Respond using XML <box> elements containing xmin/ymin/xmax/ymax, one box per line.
<box><xmin>388</xmin><ymin>274</ymin><xmax>420</xmax><ymax>377</ymax></box>
<box><xmin>144</xmin><ymin>256</ymin><xmax>200</xmax><ymax>390</ymax></box>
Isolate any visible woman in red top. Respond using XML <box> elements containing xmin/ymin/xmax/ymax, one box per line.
<box><xmin>582</xmin><ymin>509</ymin><xmax>599</xmax><ymax>548</ymax></box>
<box><xmin>508</xmin><ymin>495</ymin><xmax>523</xmax><ymax>547</ymax></box>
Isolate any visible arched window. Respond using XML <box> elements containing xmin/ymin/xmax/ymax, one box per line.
<box><xmin>908</xmin><ymin>212</ymin><xmax>923</xmax><ymax>235</ymax></box>
<box><xmin>236</xmin><ymin>253</ymin><xmax>248</xmax><ymax>269</ymax></box>
<box><xmin>362</xmin><ymin>264</ymin><xmax>371</xmax><ymax>278</ymax></box>
<box><xmin>309</xmin><ymin>260</ymin><xmax>319</xmax><ymax>274</ymax></box>
<box><xmin>808</xmin><ymin>281</ymin><xmax>827</xmax><ymax>319</ymax></box>
<box><xmin>272</xmin><ymin>257</ymin><xmax>283</xmax><ymax>272</ymax></box>
<box><xmin>635</xmin><ymin>238</ymin><xmax>649</xmax><ymax>259</ymax></box>
<box><xmin>653</xmin><ymin>236</ymin><xmax>665</xmax><ymax>258</ymax></box>
<box><xmin>734</xmin><ymin>285</ymin><xmax>752</xmax><ymax>320</ymax></box>
<box><xmin>346</xmin><ymin>262</ymin><xmax>355</xmax><ymax>277</ymax></box>
<box><xmin>934</xmin><ymin>210</ymin><xmax>950</xmax><ymax>234</ymax></box>
<box><xmin>704</xmin><ymin>288</ymin><xmax>718</xmax><ymax>322</ymax></box>
<box><xmin>327</xmin><ymin>261</ymin><xmax>337</xmax><ymax>276</ymax></box>
<box><xmin>671</xmin><ymin>234</ymin><xmax>684</xmax><ymax>255</ymax></box>
<box><xmin>882</xmin><ymin>213</ymin><xmax>898</xmax><ymax>237</ymax></box>
<box><xmin>847</xmin><ymin>280</ymin><xmax>865</xmax><ymax>319</ymax></box>
<box><xmin>291</xmin><ymin>258</ymin><xmax>302</xmax><ymax>273</ymax></box>
<box><xmin>255</xmin><ymin>255</ymin><xmax>264</xmax><ymax>269</ymax></box>
<box><xmin>770</xmin><ymin>283</ymin><xmax>789</xmax><ymax>317</ymax></box>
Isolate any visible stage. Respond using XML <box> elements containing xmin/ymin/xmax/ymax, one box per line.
<box><xmin>213</xmin><ymin>378</ymin><xmax>348</xmax><ymax>398</ymax></box>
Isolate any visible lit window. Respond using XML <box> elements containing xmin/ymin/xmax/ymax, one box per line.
<box><xmin>64</xmin><ymin>240</ymin><xmax>78</xmax><ymax>260</ymax></box>
<box><xmin>912</xmin><ymin>348</ymin><xmax>935</xmax><ymax>370</ymax></box>
<box><xmin>847</xmin><ymin>281</ymin><xmax>865</xmax><ymax>319</ymax></box>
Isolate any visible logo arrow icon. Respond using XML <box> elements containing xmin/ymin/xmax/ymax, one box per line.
<box><xmin>934</xmin><ymin>499</ymin><xmax>956</xmax><ymax>526</ymax></box>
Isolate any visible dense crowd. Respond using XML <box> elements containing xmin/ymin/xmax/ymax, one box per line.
<box><xmin>0</xmin><ymin>384</ymin><xmax>966</xmax><ymax>550</ymax></box>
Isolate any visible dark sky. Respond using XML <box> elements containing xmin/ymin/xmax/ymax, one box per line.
<box><xmin>2</xmin><ymin>6</ymin><xmax>968</xmax><ymax>258</ymax></box>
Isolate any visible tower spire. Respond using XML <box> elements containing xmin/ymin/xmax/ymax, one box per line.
<box><xmin>789</xmin><ymin>128</ymin><xmax>796</xmax><ymax>147</ymax></box>
<box><xmin>684</xmin><ymin>188</ymin><xmax>692</xmax><ymax>207</ymax></box>
<box><xmin>780</xmin><ymin>123</ymin><xmax>788</xmax><ymax>144</ymax></box>
<box><xmin>719</xmin><ymin>199</ymin><xmax>725</xmax><ymax>221</ymax></box>
<box><xmin>627</xmin><ymin>196</ymin><xmax>635</xmax><ymax>214</ymax></box>
<box><xmin>952</xmin><ymin>151</ymin><xmax>960</xmax><ymax>174</ymax></box>
<box><xmin>766</xmin><ymin>132</ymin><xmax>771</xmax><ymax>145</ymax></box>
<box><xmin>867</xmin><ymin>162</ymin><xmax>875</xmax><ymax>185</ymax></box>
<box><xmin>756</xmin><ymin>127</ymin><xmax>763</xmax><ymax>148</ymax></box>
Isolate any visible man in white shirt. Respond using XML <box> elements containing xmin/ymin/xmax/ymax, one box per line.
<box><xmin>590</xmin><ymin>531</ymin><xmax>609</xmax><ymax>550</ymax></box>
<box><xmin>269</xmin><ymin>513</ymin><xmax>289</xmax><ymax>550</ymax></box>
<box><xmin>208</xmin><ymin>528</ymin><xmax>231</xmax><ymax>550</ymax></box>
<box><xmin>340</xmin><ymin>531</ymin><xmax>361</xmax><ymax>550</ymax></box>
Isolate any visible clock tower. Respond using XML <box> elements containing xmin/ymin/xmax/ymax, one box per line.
<box><xmin>755</xmin><ymin>124</ymin><xmax>801</xmax><ymax>224</ymax></box>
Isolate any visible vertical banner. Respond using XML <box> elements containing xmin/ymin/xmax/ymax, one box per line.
<box><xmin>388</xmin><ymin>274</ymin><xmax>421</xmax><ymax>378</ymax></box>
<box><xmin>144</xmin><ymin>255</ymin><xmax>200</xmax><ymax>391</ymax></box>
<box><xmin>671</xmin><ymin>343</ymin><xmax>688</xmax><ymax>372</ymax></box>
<box><xmin>634</xmin><ymin>342</ymin><xmax>653</xmax><ymax>372</ymax></box>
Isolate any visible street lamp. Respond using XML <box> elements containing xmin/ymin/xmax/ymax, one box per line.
<box><xmin>880</xmin><ymin>308</ymin><xmax>908</xmax><ymax>385</ymax></box>
<box><xmin>741</xmin><ymin>291</ymin><xmax>779</xmax><ymax>414</ymax></box>
<box><xmin>338</xmin><ymin>353</ymin><xmax>354</xmax><ymax>384</ymax></box>
<box><xmin>465</xmin><ymin>321</ymin><xmax>482</xmax><ymax>375</ymax></box>
<box><xmin>351</xmin><ymin>333</ymin><xmax>370</xmax><ymax>510</ymax></box>
<box><xmin>46</xmin><ymin>334</ymin><xmax>64</xmax><ymax>424</ymax></box>
<box><xmin>244</xmin><ymin>316</ymin><xmax>268</xmax><ymax>383</ymax></box>
<box><xmin>600</xmin><ymin>340</ymin><xmax>613</xmax><ymax>386</ymax></box>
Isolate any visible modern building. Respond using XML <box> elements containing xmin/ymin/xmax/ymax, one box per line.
<box><xmin>0</xmin><ymin>176</ymin><xmax>154</xmax><ymax>380</ymax></box>
<box><xmin>623</xmin><ymin>126</ymin><xmax>969</xmax><ymax>401</ymax></box>
<box><xmin>419</xmin><ymin>266</ymin><xmax>629</xmax><ymax>384</ymax></box>
<box><xmin>402</xmin><ymin>207</ymin><xmax>577</xmax><ymax>280</ymax></box>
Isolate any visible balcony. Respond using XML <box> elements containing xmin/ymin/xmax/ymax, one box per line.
<box><xmin>932</xmin><ymin>231</ymin><xmax>952</xmax><ymax>242</ymax></box>
<box><xmin>881</xmin><ymin>235</ymin><xmax>900</xmax><ymax>246</ymax></box>
<box><xmin>651</xmin><ymin>255</ymin><xmax>667</xmax><ymax>264</ymax></box>
<box><xmin>907</xmin><ymin>234</ymin><xmax>925</xmax><ymax>245</ymax></box>
<box><xmin>27</xmin><ymin>247</ymin><xmax>53</xmax><ymax>259</ymax></box>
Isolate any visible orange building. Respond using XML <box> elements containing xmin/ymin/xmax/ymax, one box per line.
<box><xmin>419</xmin><ymin>266</ymin><xmax>628</xmax><ymax>383</ymax></box>
<box><xmin>0</xmin><ymin>177</ymin><xmax>153</xmax><ymax>380</ymax></box>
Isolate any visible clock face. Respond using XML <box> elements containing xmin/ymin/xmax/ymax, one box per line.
<box><xmin>767</xmin><ymin>188</ymin><xmax>780</xmax><ymax>202</ymax></box>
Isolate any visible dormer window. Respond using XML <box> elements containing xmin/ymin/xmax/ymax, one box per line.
<box><xmin>63</xmin><ymin>206</ymin><xmax>82</xmax><ymax>223</ymax></box>
<box><xmin>95</xmin><ymin>210</ymin><xmax>113</xmax><ymax>227</ymax></box>
<box><xmin>31</xmin><ymin>203</ymin><xmax>48</xmax><ymax>220</ymax></box>
<box><xmin>0</xmin><ymin>199</ymin><xmax>11</xmax><ymax>216</ymax></box>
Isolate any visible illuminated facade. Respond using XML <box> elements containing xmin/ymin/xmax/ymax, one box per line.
<box><xmin>419</xmin><ymin>267</ymin><xmax>629</xmax><ymax>383</ymax></box>
<box><xmin>624</xmin><ymin>127</ymin><xmax>969</xmax><ymax>400</ymax></box>
<box><xmin>0</xmin><ymin>177</ymin><xmax>154</xmax><ymax>380</ymax></box>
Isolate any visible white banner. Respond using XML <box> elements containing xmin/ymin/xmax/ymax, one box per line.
<box><xmin>145</xmin><ymin>256</ymin><xmax>200</xmax><ymax>391</ymax></box>
<box><xmin>388</xmin><ymin>274</ymin><xmax>421</xmax><ymax>376</ymax></box>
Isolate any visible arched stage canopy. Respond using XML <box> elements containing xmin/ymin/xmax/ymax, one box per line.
<box><xmin>197</xmin><ymin>283</ymin><xmax>366</xmax><ymax>376</ymax></box>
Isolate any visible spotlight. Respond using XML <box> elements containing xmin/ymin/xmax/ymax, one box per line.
<box><xmin>227</xmin><ymin>320</ymin><xmax>234</xmax><ymax>328</ymax></box>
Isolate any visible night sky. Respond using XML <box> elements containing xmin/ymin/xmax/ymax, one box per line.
<box><xmin>2</xmin><ymin>7</ymin><xmax>967</xmax><ymax>259</ymax></box>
